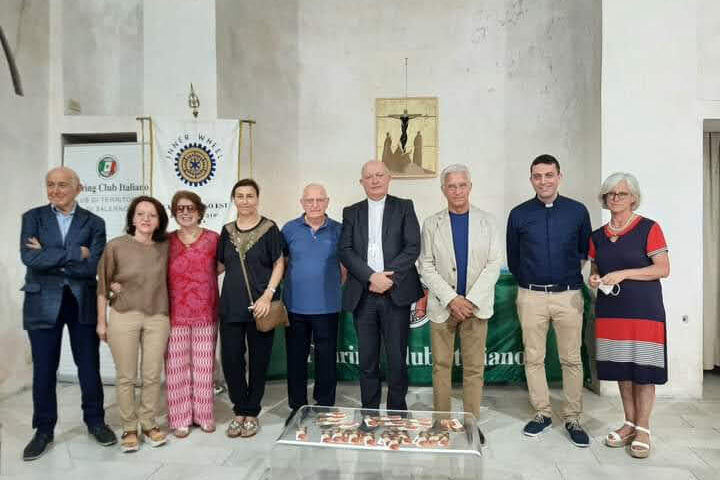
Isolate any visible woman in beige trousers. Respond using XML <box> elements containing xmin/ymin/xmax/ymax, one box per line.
<box><xmin>96</xmin><ymin>195</ymin><xmax>171</xmax><ymax>453</ymax></box>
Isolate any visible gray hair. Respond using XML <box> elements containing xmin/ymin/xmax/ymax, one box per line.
<box><xmin>440</xmin><ymin>164</ymin><xmax>471</xmax><ymax>185</ymax></box>
<box><xmin>598</xmin><ymin>172</ymin><xmax>642</xmax><ymax>210</ymax></box>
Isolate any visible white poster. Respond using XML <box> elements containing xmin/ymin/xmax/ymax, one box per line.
<box><xmin>62</xmin><ymin>142</ymin><xmax>146</xmax><ymax>383</ymax></box>
<box><xmin>64</xmin><ymin>143</ymin><xmax>147</xmax><ymax>240</ymax></box>
<box><xmin>152</xmin><ymin>117</ymin><xmax>239</xmax><ymax>232</ymax></box>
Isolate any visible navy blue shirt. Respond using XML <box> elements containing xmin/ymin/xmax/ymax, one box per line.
<box><xmin>449</xmin><ymin>211</ymin><xmax>469</xmax><ymax>296</ymax></box>
<box><xmin>282</xmin><ymin>215</ymin><xmax>342</xmax><ymax>314</ymax></box>
<box><xmin>506</xmin><ymin>195</ymin><xmax>591</xmax><ymax>288</ymax></box>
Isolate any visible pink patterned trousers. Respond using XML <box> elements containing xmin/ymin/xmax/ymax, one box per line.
<box><xmin>165</xmin><ymin>323</ymin><xmax>217</xmax><ymax>429</ymax></box>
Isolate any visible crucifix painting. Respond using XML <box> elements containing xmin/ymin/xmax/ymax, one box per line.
<box><xmin>376</xmin><ymin>97</ymin><xmax>437</xmax><ymax>178</ymax></box>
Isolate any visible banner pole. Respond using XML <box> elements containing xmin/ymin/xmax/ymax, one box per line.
<box><xmin>249</xmin><ymin>122</ymin><xmax>254</xmax><ymax>178</ymax></box>
<box><xmin>239</xmin><ymin>119</ymin><xmax>256</xmax><ymax>178</ymax></box>
<box><xmin>149</xmin><ymin>117</ymin><xmax>155</xmax><ymax>196</ymax></box>
<box><xmin>136</xmin><ymin>116</ymin><xmax>149</xmax><ymax>191</ymax></box>
<box><xmin>238</xmin><ymin>120</ymin><xmax>244</xmax><ymax>179</ymax></box>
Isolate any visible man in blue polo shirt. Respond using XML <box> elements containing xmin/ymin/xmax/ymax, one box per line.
<box><xmin>507</xmin><ymin>154</ymin><xmax>592</xmax><ymax>447</ymax></box>
<box><xmin>282</xmin><ymin>183</ymin><xmax>343</xmax><ymax>424</ymax></box>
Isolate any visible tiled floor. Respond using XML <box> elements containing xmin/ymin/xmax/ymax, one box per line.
<box><xmin>3</xmin><ymin>374</ymin><xmax>720</xmax><ymax>479</ymax></box>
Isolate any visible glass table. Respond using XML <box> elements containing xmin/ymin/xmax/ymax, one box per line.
<box><xmin>272</xmin><ymin>405</ymin><xmax>484</xmax><ymax>479</ymax></box>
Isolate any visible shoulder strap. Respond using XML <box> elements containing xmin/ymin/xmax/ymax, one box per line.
<box><xmin>224</xmin><ymin>223</ymin><xmax>256</xmax><ymax>305</ymax></box>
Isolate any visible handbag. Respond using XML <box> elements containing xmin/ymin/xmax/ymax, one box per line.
<box><xmin>229</xmin><ymin>222</ymin><xmax>289</xmax><ymax>332</ymax></box>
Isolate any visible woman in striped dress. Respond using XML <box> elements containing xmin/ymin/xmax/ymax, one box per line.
<box><xmin>165</xmin><ymin>191</ymin><xmax>220</xmax><ymax>438</ymax></box>
<box><xmin>588</xmin><ymin>172</ymin><xmax>670</xmax><ymax>459</ymax></box>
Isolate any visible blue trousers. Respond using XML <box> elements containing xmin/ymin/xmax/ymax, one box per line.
<box><xmin>27</xmin><ymin>286</ymin><xmax>105</xmax><ymax>434</ymax></box>
<box><xmin>285</xmin><ymin>312</ymin><xmax>338</xmax><ymax>410</ymax></box>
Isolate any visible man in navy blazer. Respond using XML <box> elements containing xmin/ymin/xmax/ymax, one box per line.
<box><xmin>19</xmin><ymin>167</ymin><xmax>116</xmax><ymax>460</ymax></box>
<box><xmin>338</xmin><ymin>160</ymin><xmax>423</xmax><ymax>411</ymax></box>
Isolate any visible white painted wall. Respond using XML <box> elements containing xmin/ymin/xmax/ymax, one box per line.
<box><xmin>699</xmin><ymin>0</ymin><xmax>720</xmax><ymax>103</ymax></box>
<box><xmin>62</xmin><ymin>0</ymin><xmax>143</xmax><ymax>116</ymax></box>
<box><xmin>216</xmin><ymin>0</ymin><xmax>300</xmax><ymax>201</ymax></box>
<box><xmin>602</xmin><ymin>0</ymin><xmax>702</xmax><ymax>398</ymax></box>
<box><xmin>216</xmin><ymin>0</ymin><xmax>601</xmax><ymax>235</ymax></box>
<box><xmin>53</xmin><ymin>0</ymin><xmax>217</xmax><ymax>149</ymax></box>
<box><xmin>0</xmin><ymin>0</ymin><xmax>50</xmax><ymax>397</ymax></box>
<box><xmin>143</xmin><ymin>0</ymin><xmax>217</xmax><ymax>118</ymax></box>
<box><xmin>503</xmin><ymin>0</ymin><xmax>601</xmax><ymax>227</ymax></box>
<box><xmin>699</xmin><ymin>0</ymin><xmax>720</xmax><ymax>122</ymax></box>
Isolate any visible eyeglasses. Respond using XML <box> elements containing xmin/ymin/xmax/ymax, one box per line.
<box><xmin>301</xmin><ymin>198</ymin><xmax>328</xmax><ymax>205</ymax></box>
<box><xmin>605</xmin><ymin>192</ymin><xmax>631</xmax><ymax>200</ymax></box>
<box><xmin>175</xmin><ymin>205</ymin><xmax>197</xmax><ymax>213</ymax></box>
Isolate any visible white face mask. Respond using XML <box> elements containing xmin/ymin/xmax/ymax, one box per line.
<box><xmin>598</xmin><ymin>283</ymin><xmax>620</xmax><ymax>296</ymax></box>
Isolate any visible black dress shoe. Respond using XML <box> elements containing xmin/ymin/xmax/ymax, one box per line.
<box><xmin>358</xmin><ymin>418</ymin><xmax>378</xmax><ymax>433</ymax></box>
<box><xmin>284</xmin><ymin>408</ymin><xmax>299</xmax><ymax>427</ymax></box>
<box><xmin>477</xmin><ymin>427</ymin><xmax>486</xmax><ymax>446</ymax></box>
<box><xmin>23</xmin><ymin>432</ymin><xmax>54</xmax><ymax>461</ymax></box>
<box><xmin>89</xmin><ymin>424</ymin><xmax>118</xmax><ymax>446</ymax></box>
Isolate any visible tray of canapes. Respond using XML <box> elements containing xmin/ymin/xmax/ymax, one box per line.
<box><xmin>277</xmin><ymin>406</ymin><xmax>481</xmax><ymax>456</ymax></box>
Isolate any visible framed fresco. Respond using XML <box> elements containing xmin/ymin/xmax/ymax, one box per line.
<box><xmin>375</xmin><ymin>97</ymin><xmax>438</xmax><ymax>178</ymax></box>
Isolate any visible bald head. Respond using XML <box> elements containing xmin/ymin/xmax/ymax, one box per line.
<box><xmin>360</xmin><ymin>160</ymin><xmax>389</xmax><ymax>179</ymax></box>
<box><xmin>46</xmin><ymin>166</ymin><xmax>81</xmax><ymax>187</ymax></box>
<box><xmin>46</xmin><ymin>167</ymin><xmax>82</xmax><ymax>213</ymax></box>
<box><xmin>302</xmin><ymin>183</ymin><xmax>327</xmax><ymax>199</ymax></box>
<box><xmin>359</xmin><ymin>160</ymin><xmax>391</xmax><ymax>201</ymax></box>
<box><xmin>300</xmin><ymin>182</ymin><xmax>329</xmax><ymax>223</ymax></box>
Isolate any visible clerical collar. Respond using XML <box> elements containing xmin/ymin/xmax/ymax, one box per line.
<box><xmin>534</xmin><ymin>194</ymin><xmax>559</xmax><ymax>208</ymax></box>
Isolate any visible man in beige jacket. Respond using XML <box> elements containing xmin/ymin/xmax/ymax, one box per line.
<box><xmin>418</xmin><ymin>164</ymin><xmax>502</xmax><ymax>423</ymax></box>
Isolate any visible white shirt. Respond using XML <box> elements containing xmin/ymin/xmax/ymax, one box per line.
<box><xmin>367</xmin><ymin>196</ymin><xmax>386</xmax><ymax>272</ymax></box>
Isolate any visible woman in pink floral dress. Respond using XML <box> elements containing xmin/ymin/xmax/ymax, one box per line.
<box><xmin>165</xmin><ymin>191</ymin><xmax>220</xmax><ymax>437</ymax></box>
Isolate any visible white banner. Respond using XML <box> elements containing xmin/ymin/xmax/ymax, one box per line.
<box><xmin>64</xmin><ymin>142</ymin><xmax>147</xmax><ymax>241</ymax></box>
<box><xmin>63</xmin><ymin>142</ymin><xmax>146</xmax><ymax>383</ymax></box>
<box><xmin>152</xmin><ymin>117</ymin><xmax>239</xmax><ymax>231</ymax></box>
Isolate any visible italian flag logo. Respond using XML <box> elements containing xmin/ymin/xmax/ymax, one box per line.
<box><xmin>97</xmin><ymin>155</ymin><xmax>118</xmax><ymax>179</ymax></box>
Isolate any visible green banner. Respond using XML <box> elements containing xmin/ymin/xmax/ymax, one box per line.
<box><xmin>266</xmin><ymin>273</ymin><xmax>593</xmax><ymax>386</ymax></box>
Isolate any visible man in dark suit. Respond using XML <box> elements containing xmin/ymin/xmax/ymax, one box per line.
<box><xmin>20</xmin><ymin>167</ymin><xmax>116</xmax><ymax>460</ymax></box>
<box><xmin>338</xmin><ymin>160</ymin><xmax>423</xmax><ymax>411</ymax></box>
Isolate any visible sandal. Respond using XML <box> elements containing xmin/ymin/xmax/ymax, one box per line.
<box><xmin>226</xmin><ymin>417</ymin><xmax>245</xmax><ymax>438</ymax></box>
<box><xmin>142</xmin><ymin>427</ymin><xmax>167</xmax><ymax>448</ymax></box>
<box><xmin>605</xmin><ymin>420</ymin><xmax>635</xmax><ymax>447</ymax></box>
<box><xmin>630</xmin><ymin>426</ymin><xmax>651</xmax><ymax>458</ymax></box>
<box><xmin>200</xmin><ymin>424</ymin><xmax>216</xmax><ymax>433</ymax></box>
<box><xmin>120</xmin><ymin>431</ymin><xmax>139</xmax><ymax>453</ymax></box>
<box><xmin>173</xmin><ymin>427</ymin><xmax>190</xmax><ymax>438</ymax></box>
<box><xmin>241</xmin><ymin>417</ymin><xmax>259</xmax><ymax>438</ymax></box>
